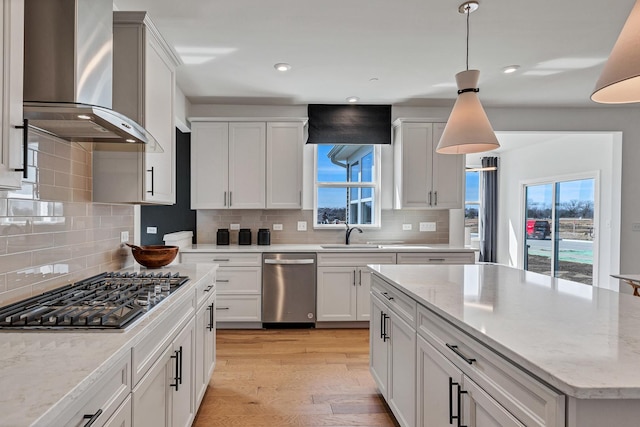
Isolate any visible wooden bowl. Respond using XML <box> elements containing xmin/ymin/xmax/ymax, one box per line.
<box><xmin>130</xmin><ymin>245</ymin><xmax>179</xmax><ymax>268</ymax></box>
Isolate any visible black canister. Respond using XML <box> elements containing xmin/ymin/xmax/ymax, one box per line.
<box><xmin>216</xmin><ymin>229</ymin><xmax>229</xmax><ymax>245</ymax></box>
<box><xmin>257</xmin><ymin>228</ymin><xmax>271</xmax><ymax>245</ymax></box>
<box><xmin>238</xmin><ymin>228</ymin><xmax>252</xmax><ymax>245</ymax></box>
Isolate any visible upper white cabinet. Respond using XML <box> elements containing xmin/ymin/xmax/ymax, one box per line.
<box><xmin>393</xmin><ymin>119</ymin><xmax>464</xmax><ymax>209</ymax></box>
<box><xmin>93</xmin><ymin>12</ymin><xmax>179</xmax><ymax>204</ymax></box>
<box><xmin>0</xmin><ymin>0</ymin><xmax>24</xmax><ymax>190</ymax></box>
<box><xmin>191</xmin><ymin>119</ymin><xmax>305</xmax><ymax>210</ymax></box>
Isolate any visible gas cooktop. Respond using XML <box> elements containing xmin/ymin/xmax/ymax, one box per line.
<box><xmin>0</xmin><ymin>271</ymin><xmax>189</xmax><ymax>331</ymax></box>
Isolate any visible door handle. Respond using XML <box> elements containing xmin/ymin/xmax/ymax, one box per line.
<box><xmin>434</xmin><ymin>191</ymin><xmax>438</xmax><ymax>206</ymax></box>
<box><xmin>146</xmin><ymin>166</ymin><xmax>154</xmax><ymax>195</ymax></box>
<box><xmin>264</xmin><ymin>259</ymin><xmax>315</xmax><ymax>265</ymax></box>
<box><xmin>207</xmin><ymin>303</ymin><xmax>214</xmax><ymax>331</ymax></box>
<box><xmin>82</xmin><ymin>409</ymin><xmax>103</xmax><ymax>427</ymax></box>
<box><xmin>358</xmin><ymin>269</ymin><xmax>362</xmax><ymax>286</ymax></box>
<box><xmin>446</xmin><ymin>343</ymin><xmax>476</xmax><ymax>365</ymax></box>
<box><xmin>229</xmin><ymin>191</ymin><xmax>232</xmax><ymax>206</ymax></box>
<box><xmin>224</xmin><ymin>191</ymin><xmax>227</xmax><ymax>206</ymax></box>
<box><xmin>13</xmin><ymin>119</ymin><xmax>28</xmax><ymax>179</ymax></box>
<box><xmin>428</xmin><ymin>191</ymin><xmax>432</xmax><ymax>206</ymax></box>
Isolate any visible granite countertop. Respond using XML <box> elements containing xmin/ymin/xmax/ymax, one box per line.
<box><xmin>0</xmin><ymin>263</ymin><xmax>217</xmax><ymax>427</ymax></box>
<box><xmin>369</xmin><ymin>263</ymin><xmax>640</xmax><ymax>399</ymax></box>
<box><xmin>181</xmin><ymin>243</ymin><xmax>477</xmax><ymax>253</ymax></box>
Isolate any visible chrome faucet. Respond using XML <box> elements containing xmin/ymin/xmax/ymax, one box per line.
<box><xmin>345</xmin><ymin>223</ymin><xmax>363</xmax><ymax>245</ymax></box>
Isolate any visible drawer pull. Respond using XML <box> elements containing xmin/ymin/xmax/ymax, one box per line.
<box><xmin>216</xmin><ymin>307</ymin><xmax>230</xmax><ymax>310</ymax></box>
<box><xmin>204</xmin><ymin>285</ymin><xmax>214</xmax><ymax>292</ymax></box>
<box><xmin>82</xmin><ymin>409</ymin><xmax>103</xmax><ymax>427</ymax></box>
<box><xmin>429</xmin><ymin>258</ymin><xmax>446</xmax><ymax>262</ymax></box>
<box><xmin>216</xmin><ymin>279</ymin><xmax>230</xmax><ymax>283</ymax></box>
<box><xmin>381</xmin><ymin>292</ymin><xmax>394</xmax><ymax>301</ymax></box>
<box><xmin>212</xmin><ymin>258</ymin><xmax>230</xmax><ymax>262</ymax></box>
<box><xmin>207</xmin><ymin>303</ymin><xmax>214</xmax><ymax>331</ymax></box>
<box><xmin>446</xmin><ymin>343</ymin><xmax>476</xmax><ymax>365</ymax></box>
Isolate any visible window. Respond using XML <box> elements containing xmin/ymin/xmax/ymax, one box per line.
<box><xmin>314</xmin><ymin>144</ymin><xmax>381</xmax><ymax>227</ymax></box>
<box><xmin>465</xmin><ymin>170</ymin><xmax>480</xmax><ymax>239</ymax></box>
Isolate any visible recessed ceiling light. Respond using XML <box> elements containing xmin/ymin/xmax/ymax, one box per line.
<box><xmin>346</xmin><ymin>96</ymin><xmax>359</xmax><ymax>103</ymax></box>
<box><xmin>77</xmin><ymin>114</ymin><xmax>92</xmax><ymax>120</ymax></box>
<box><xmin>502</xmin><ymin>65</ymin><xmax>520</xmax><ymax>74</ymax></box>
<box><xmin>274</xmin><ymin>63</ymin><xmax>291</xmax><ymax>72</ymax></box>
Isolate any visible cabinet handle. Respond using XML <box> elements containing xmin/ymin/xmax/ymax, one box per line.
<box><xmin>82</xmin><ymin>409</ymin><xmax>103</xmax><ymax>427</ymax></box>
<box><xmin>434</xmin><ymin>191</ymin><xmax>438</xmax><ymax>206</ymax></box>
<box><xmin>429</xmin><ymin>258</ymin><xmax>446</xmax><ymax>262</ymax></box>
<box><xmin>449</xmin><ymin>378</ymin><xmax>468</xmax><ymax>427</ymax></box>
<box><xmin>207</xmin><ymin>303</ymin><xmax>214</xmax><ymax>331</ymax></box>
<box><xmin>229</xmin><ymin>191</ymin><xmax>232</xmax><ymax>206</ymax></box>
<box><xmin>381</xmin><ymin>291</ymin><xmax>394</xmax><ymax>301</ymax></box>
<box><xmin>224</xmin><ymin>191</ymin><xmax>227</xmax><ymax>206</ymax></box>
<box><xmin>204</xmin><ymin>285</ymin><xmax>214</xmax><ymax>292</ymax></box>
<box><xmin>353</xmin><ymin>270</ymin><xmax>356</xmax><ymax>286</ymax></box>
<box><xmin>146</xmin><ymin>167</ymin><xmax>155</xmax><ymax>195</ymax></box>
<box><xmin>358</xmin><ymin>269</ymin><xmax>362</xmax><ymax>286</ymax></box>
<box><xmin>216</xmin><ymin>279</ymin><xmax>229</xmax><ymax>283</ymax></box>
<box><xmin>212</xmin><ymin>258</ymin><xmax>230</xmax><ymax>262</ymax></box>
<box><xmin>299</xmin><ymin>191</ymin><xmax>302</xmax><ymax>206</ymax></box>
<box><xmin>446</xmin><ymin>343</ymin><xmax>476</xmax><ymax>365</ymax></box>
<box><xmin>457</xmin><ymin>383</ymin><xmax>468</xmax><ymax>427</ymax></box>
<box><xmin>216</xmin><ymin>307</ymin><xmax>230</xmax><ymax>310</ymax></box>
<box><xmin>170</xmin><ymin>349</ymin><xmax>180</xmax><ymax>391</ymax></box>
<box><xmin>428</xmin><ymin>191</ymin><xmax>432</xmax><ymax>206</ymax></box>
<box><xmin>382</xmin><ymin>313</ymin><xmax>390</xmax><ymax>342</ymax></box>
<box><xmin>13</xmin><ymin>119</ymin><xmax>28</xmax><ymax>179</ymax></box>
<box><xmin>449</xmin><ymin>377</ymin><xmax>455</xmax><ymax>425</ymax></box>
<box><xmin>380</xmin><ymin>311</ymin><xmax>385</xmax><ymax>340</ymax></box>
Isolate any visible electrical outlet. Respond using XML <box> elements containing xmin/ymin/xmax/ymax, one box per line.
<box><xmin>120</xmin><ymin>231</ymin><xmax>129</xmax><ymax>242</ymax></box>
<box><xmin>420</xmin><ymin>222</ymin><xmax>437</xmax><ymax>232</ymax></box>
<box><xmin>297</xmin><ymin>221</ymin><xmax>307</xmax><ymax>231</ymax></box>
<box><xmin>402</xmin><ymin>223</ymin><xmax>412</xmax><ymax>231</ymax></box>
<box><xmin>230</xmin><ymin>223</ymin><xmax>240</xmax><ymax>230</ymax></box>
<box><xmin>632</xmin><ymin>223</ymin><xmax>640</xmax><ymax>232</ymax></box>
<box><xmin>273</xmin><ymin>224</ymin><xmax>283</xmax><ymax>231</ymax></box>
<box><xmin>146</xmin><ymin>227</ymin><xmax>157</xmax><ymax>234</ymax></box>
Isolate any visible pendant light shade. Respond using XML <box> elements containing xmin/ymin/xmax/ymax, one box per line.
<box><xmin>592</xmin><ymin>0</ymin><xmax>640</xmax><ymax>103</ymax></box>
<box><xmin>436</xmin><ymin>70</ymin><xmax>500</xmax><ymax>154</ymax></box>
<box><xmin>436</xmin><ymin>1</ymin><xmax>499</xmax><ymax>155</ymax></box>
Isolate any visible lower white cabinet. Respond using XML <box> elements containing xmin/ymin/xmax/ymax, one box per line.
<box><xmin>317</xmin><ymin>266</ymin><xmax>371</xmax><ymax>321</ymax></box>
<box><xmin>133</xmin><ymin>319</ymin><xmax>195</xmax><ymax>427</ymax></box>
<box><xmin>195</xmin><ymin>290</ymin><xmax>217</xmax><ymax>406</ymax></box>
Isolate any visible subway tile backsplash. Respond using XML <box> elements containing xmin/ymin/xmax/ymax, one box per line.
<box><xmin>0</xmin><ymin>131</ymin><xmax>133</xmax><ymax>306</ymax></box>
<box><xmin>197</xmin><ymin>209</ymin><xmax>450</xmax><ymax>245</ymax></box>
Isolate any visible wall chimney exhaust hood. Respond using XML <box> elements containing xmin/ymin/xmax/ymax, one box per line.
<box><xmin>22</xmin><ymin>0</ymin><xmax>162</xmax><ymax>152</ymax></box>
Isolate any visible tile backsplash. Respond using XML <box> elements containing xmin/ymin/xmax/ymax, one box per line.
<box><xmin>197</xmin><ymin>209</ymin><xmax>450</xmax><ymax>245</ymax></box>
<box><xmin>0</xmin><ymin>131</ymin><xmax>134</xmax><ymax>306</ymax></box>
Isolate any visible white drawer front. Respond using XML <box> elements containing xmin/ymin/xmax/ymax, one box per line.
<box><xmin>216</xmin><ymin>267</ymin><xmax>261</xmax><ymax>294</ymax></box>
<box><xmin>417</xmin><ymin>305</ymin><xmax>565</xmax><ymax>427</ymax></box>
<box><xmin>181</xmin><ymin>252</ymin><xmax>261</xmax><ymax>266</ymax></box>
<box><xmin>396</xmin><ymin>251</ymin><xmax>475</xmax><ymax>264</ymax></box>
<box><xmin>216</xmin><ymin>295</ymin><xmax>262</xmax><ymax>322</ymax></box>
<box><xmin>195</xmin><ymin>270</ymin><xmax>216</xmax><ymax>307</ymax></box>
<box><xmin>317</xmin><ymin>252</ymin><xmax>396</xmax><ymax>267</ymax></box>
<box><xmin>371</xmin><ymin>274</ymin><xmax>417</xmax><ymax>328</ymax></box>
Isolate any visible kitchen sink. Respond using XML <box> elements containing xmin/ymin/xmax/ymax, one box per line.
<box><xmin>320</xmin><ymin>244</ymin><xmax>381</xmax><ymax>249</ymax></box>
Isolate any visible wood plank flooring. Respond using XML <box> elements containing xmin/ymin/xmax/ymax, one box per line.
<box><xmin>193</xmin><ymin>328</ymin><xmax>400</xmax><ymax>427</ymax></box>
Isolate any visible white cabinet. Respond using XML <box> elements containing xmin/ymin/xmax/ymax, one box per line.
<box><xmin>0</xmin><ymin>0</ymin><xmax>25</xmax><ymax>190</ymax></box>
<box><xmin>396</xmin><ymin>251</ymin><xmax>475</xmax><ymax>265</ymax></box>
<box><xmin>393</xmin><ymin>120</ymin><xmax>464</xmax><ymax>209</ymax></box>
<box><xmin>316</xmin><ymin>252</ymin><xmax>396</xmax><ymax>323</ymax></box>
<box><xmin>369</xmin><ymin>276</ymin><xmax>417</xmax><ymax>427</ymax></box>
<box><xmin>93</xmin><ymin>12</ymin><xmax>178</xmax><ymax>204</ymax></box>
<box><xmin>133</xmin><ymin>319</ymin><xmax>195</xmax><ymax>427</ymax></box>
<box><xmin>195</xmin><ymin>289</ymin><xmax>216</xmax><ymax>407</ymax></box>
<box><xmin>266</xmin><ymin>122</ymin><xmax>303</xmax><ymax>208</ymax></box>
<box><xmin>181</xmin><ymin>252</ymin><xmax>262</xmax><ymax>326</ymax></box>
<box><xmin>190</xmin><ymin>119</ymin><xmax>305</xmax><ymax>210</ymax></box>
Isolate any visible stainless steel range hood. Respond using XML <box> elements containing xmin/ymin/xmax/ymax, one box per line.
<box><xmin>23</xmin><ymin>0</ymin><xmax>161</xmax><ymax>151</ymax></box>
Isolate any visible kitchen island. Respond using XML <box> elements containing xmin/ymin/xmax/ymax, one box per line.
<box><xmin>0</xmin><ymin>263</ymin><xmax>217</xmax><ymax>427</ymax></box>
<box><xmin>369</xmin><ymin>263</ymin><xmax>640</xmax><ymax>427</ymax></box>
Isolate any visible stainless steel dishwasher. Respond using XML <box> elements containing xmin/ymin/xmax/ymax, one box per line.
<box><xmin>262</xmin><ymin>253</ymin><xmax>317</xmax><ymax>325</ymax></box>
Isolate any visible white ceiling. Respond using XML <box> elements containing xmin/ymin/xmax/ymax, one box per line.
<box><xmin>113</xmin><ymin>0</ymin><xmax>635</xmax><ymax>108</ymax></box>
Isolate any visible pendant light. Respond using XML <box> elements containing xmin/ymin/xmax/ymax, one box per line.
<box><xmin>592</xmin><ymin>0</ymin><xmax>640</xmax><ymax>103</ymax></box>
<box><xmin>436</xmin><ymin>1</ymin><xmax>500</xmax><ymax>155</ymax></box>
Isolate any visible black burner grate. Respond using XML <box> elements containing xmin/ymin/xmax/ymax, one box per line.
<box><xmin>0</xmin><ymin>272</ymin><xmax>189</xmax><ymax>330</ymax></box>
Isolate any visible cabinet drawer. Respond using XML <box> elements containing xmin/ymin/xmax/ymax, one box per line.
<box><xmin>371</xmin><ymin>275</ymin><xmax>416</xmax><ymax>328</ymax></box>
<box><xmin>181</xmin><ymin>252</ymin><xmax>261</xmax><ymax>266</ymax></box>
<box><xmin>396</xmin><ymin>251</ymin><xmax>475</xmax><ymax>264</ymax></box>
<box><xmin>48</xmin><ymin>351</ymin><xmax>130</xmax><ymax>427</ymax></box>
<box><xmin>217</xmin><ymin>267</ymin><xmax>261</xmax><ymax>294</ymax></box>
<box><xmin>317</xmin><ymin>252</ymin><xmax>396</xmax><ymax>267</ymax></box>
<box><xmin>195</xmin><ymin>270</ymin><xmax>216</xmax><ymax>307</ymax></box>
<box><xmin>132</xmin><ymin>293</ymin><xmax>195</xmax><ymax>385</ymax></box>
<box><xmin>216</xmin><ymin>295</ymin><xmax>261</xmax><ymax>322</ymax></box>
<box><xmin>417</xmin><ymin>305</ymin><xmax>565</xmax><ymax>427</ymax></box>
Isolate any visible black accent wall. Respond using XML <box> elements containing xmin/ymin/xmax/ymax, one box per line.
<box><xmin>141</xmin><ymin>129</ymin><xmax>196</xmax><ymax>245</ymax></box>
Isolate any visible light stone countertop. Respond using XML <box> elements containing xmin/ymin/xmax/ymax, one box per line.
<box><xmin>181</xmin><ymin>243</ymin><xmax>477</xmax><ymax>253</ymax></box>
<box><xmin>369</xmin><ymin>263</ymin><xmax>640</xmax><ymax>399</ymax></box>
<box><xmin>0</xmin><ymin>263</ymin><xmax>217</xmax><ymax>427</ymax></box>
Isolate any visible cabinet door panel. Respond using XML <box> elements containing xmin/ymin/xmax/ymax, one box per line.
<box><xmin>464</xmin><ymin>376</ymin><xmax>526</xmax><ymax>427</ymax></box>
<box><xmin>104</xmin><ymin>396</ymin><xmax>132</xmax><ymax>427</ymax></box>
<box><xmin>388</xmin><ymin>310</ymin><xmax>416</xmax><ymax>427</ymax></box>
<box><xmin>356</xmin><ymin>268</ymin><xmax>372</xmax><ymax>321</ymax></box>
<box><xmin>191</xmin><ymin>122</ymin><xmax>229</xmax><ymax>209</ymax></box>
<box><xmin>370</xmin><ymin>296</ymin><xmax>388</xmax><ymax>398</ymax></box>
<box><xmin>317</xmin><ymin>267</ymin><xmax>357</xmax><ymax>321</ymax></box>
<box><xmin>266</xmin><ymin>122</ymin><xmax>303</xmax><ymax>209</ymax></box>
<box><xmin>133</xmin><ymin>345</ymin><xmax>172</xmax><ymax>427</ymax></box>
<box><xmin>228</xmin><ymin>122</ymin><xmax>266</xmax><ymax>208</ymax></box>
<box><xmin>172</xmin><ymin>320</ymin><xmax>195</xmax><ymax>427</ymax></box>
<box><xmin>431</xmin><ymin>122</ymin><xmax>464</xmax><ymax>209</ymax></box>
<box><xmin>396</xmin><ymin>122</ymin><xmax>432</xmax><ymax>208</ymax></box>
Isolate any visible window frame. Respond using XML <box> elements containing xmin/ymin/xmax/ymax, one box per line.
<box><xmin>465</xmin><ymin>168</ymin><xmax>482</xmax><ymax>240</ymax></box>
<box><xmin>313</xmin><ymin>144</ymin><xmax>382</xmax><ymax>229</ymax></box>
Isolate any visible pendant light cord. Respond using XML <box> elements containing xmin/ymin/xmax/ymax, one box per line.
<box><xmin>466</xmin><ymin>3</ymin><xmax>470</xmax><ymax>71</ymax></box>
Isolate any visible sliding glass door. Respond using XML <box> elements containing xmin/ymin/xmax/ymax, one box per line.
<box><xmin>524</xmin><ymin>178</ymin><xmax>595</xmax><ymax>285</ymax></box>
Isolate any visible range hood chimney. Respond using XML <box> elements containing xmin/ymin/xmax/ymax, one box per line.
<box><xmin>23</xmin><ymin>0</ymin><xmax>160</xmax><ymax>150</ymax></box>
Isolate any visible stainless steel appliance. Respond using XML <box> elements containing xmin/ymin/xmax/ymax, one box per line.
<box><xmin>0</xmin><ymin>271</ymin><xmax>189</xmax><ymax>331</ymax></box>
<box><xmin>262</xmin><ymin>253</ymin><xmax>316</xmax><ymax>325</ymax></box>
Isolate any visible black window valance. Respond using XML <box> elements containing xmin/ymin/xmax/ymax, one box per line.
<box><xmin>306</xmin><ymin>104</ymin><xmax>392</xmax><ymax>144</ymax></box>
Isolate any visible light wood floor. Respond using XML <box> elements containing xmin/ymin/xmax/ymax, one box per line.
<box><xmin>193</xmin><ymin>328</ymin><xmax>400</xmax><ymax>427</ymax></box>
